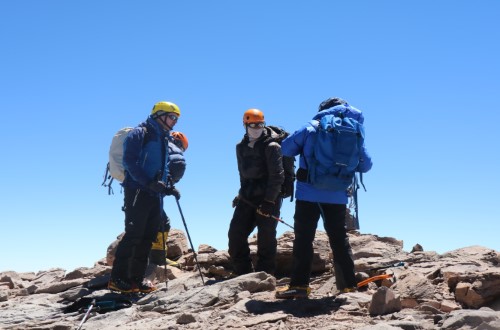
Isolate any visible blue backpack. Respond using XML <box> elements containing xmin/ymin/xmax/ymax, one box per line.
<box><xmin>307</xmin><ymin>107</ymin><xmax>365</xmax><ymax>191</ymax></box>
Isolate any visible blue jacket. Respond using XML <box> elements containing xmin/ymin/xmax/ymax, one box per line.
<box><xmin>167</xmin><ymin>136</ymin><xmax>186</xmax><ymax>184</ymax></box>
<box><xmin>281</xmin><ymin>105</ymin><xmax>373</xmax><ymax>204</ymax></box>
<box><xmin>122</xmin><ymin>116</ymin><xmax>169</xmax><ymax>195</ymax></box>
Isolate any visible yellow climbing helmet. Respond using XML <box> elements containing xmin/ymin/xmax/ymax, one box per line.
<box><xmin>243</xmin><ymin>108</ymin><xmax>265</xmax><ymax>124</ymax></box>
<box><xmin>151</xmin><ymin>101</ymin><xmax>181</xmax><ymax>117</ymax></box>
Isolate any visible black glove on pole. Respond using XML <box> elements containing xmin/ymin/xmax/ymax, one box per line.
<box><xmin>164</xmin><ymin>186</ymin><xmax>181</xmax><ymax>200</ymax></box>
<box><xmin>239</xmin><ymin>196</ymin><xmax>294</xmax><ymax>230</ymax></box>
<box><xmin>256</xmin><ymin>200</ymin><xmax>275</xmax><ymax>217</ymax></box>
<box><xmin>148</xmin><ymin>181</ymin><xmax>167</xmax><ymax>193</ymax></box>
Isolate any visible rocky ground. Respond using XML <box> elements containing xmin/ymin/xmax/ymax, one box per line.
<box><xmin>1</xmin><ymin>230</ymin><xmax>500</xmax><ymax>330</ymax></box>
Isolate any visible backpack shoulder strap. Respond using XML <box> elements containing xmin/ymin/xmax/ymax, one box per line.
<box><xmin>266</xmin><ymin>125</ymin><xmax>289</xmax><ymax>143</ymax></box>
<box><xmin>308</xmin><ymin>120</ymin><xmax>319</xmax><ymax>130</ymax></box>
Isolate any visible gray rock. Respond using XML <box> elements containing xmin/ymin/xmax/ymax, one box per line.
<box><xmin>1</xmin><ymin>231</ymin><xmax>499</xmax><ymax>330</ymax></box>
<box><xmin>0</xmin><ymin>288</ymin><xmax>8</xmax><ymax>302</ymax></box>
<box><xmin>35</xmin><ymin>278</ymin><xmax>88</xmax><ymax>294</ymax></box>
<box><xmin>369</xmin><ymin>287</ymin><xmax>402</xmax><ymax>316</ymax></box>
<box><xmin>176</xmin><ymin>312</ymin><xmax>197</xmax><ymax>324</ymax></box>
<box><xmin>441</xmin><ymin>308</ymin><xmax>500</xmax><ymax>329</ymax></box>
<box><xmin>358</xmin><ymin>324</ymin><xmax>403</xmax><ymax>330</ymax></box>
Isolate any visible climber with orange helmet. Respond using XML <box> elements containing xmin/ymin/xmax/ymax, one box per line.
<box><xmin>149</xmin><ymin>131</ymin><xmax>189</xmax><ymax>268</ymax></box>
<box><xmin>171</xmin><ymin>131</ymin><xmax>188</xmax><ymax>151</ymax></box>
<box><xmin>228</xmin><ymin>108</ymin><xmax>286</xmax><ymax>276</ymax></box>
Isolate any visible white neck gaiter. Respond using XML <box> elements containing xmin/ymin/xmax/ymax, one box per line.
<box><xmin>247</xmin><ymin>127</ymin><xmax>263</xmax><ymax>140</ymax></box>
<box><xmin>247</xmin><ymin>127</ymin><xmax>264</xmax><ymax>147</ymax></box>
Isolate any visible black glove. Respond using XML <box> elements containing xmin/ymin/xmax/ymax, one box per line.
<box><xmin>281</xmin><ymin>179</ymin><xmax>294</xmax><ymax>199</ymax></box>
<box><xmin>256</xmin><ymin>200</ymin><xmax>275</xmax><ymax>217</ymax></box>
<box><xmin>232</xmin><ymin>195</ymin><xmax>240</xmax><ymax>208</ymax></box>
<box><xmin>147</xmin><ymin>181</ymin><xmax>167</xmax><ymax>193</ymax></box>
<box><xmin>164</xmin><ymin>186</ymin><xmax>181</xmax><ymax>200</ymax></box>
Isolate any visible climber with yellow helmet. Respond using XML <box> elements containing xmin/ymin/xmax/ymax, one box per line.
<box><xmin>109</xmin><ymin>101</ymin><xmax>181</xmax><ymax>294</ymax></box>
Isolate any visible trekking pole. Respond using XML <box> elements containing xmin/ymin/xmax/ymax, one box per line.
<box><xmin>174</xmin><ymin>198</ymin><xmax>205</xmax><ymax>285</ymax></box>
<box><xmin>160</xmin><ymin>206</ymin><xmax>168</xmax><ymax>291</ymax></box>
<box><xmin>160</xmin><ymin>197</ymin><xmax>169</xmax><ymax>291</ymax></box>
<box><xmin>161</xmin><ymin>229</ymin><xmax>168</xmax><ymax>290</ymax></box>
<box><xmin>351</xmin><ymin>175</ymin><xmax>360</xmax><ymax>231</ymax></box>
<box><xmin>76</xmin><ymin>299</ymin><xmax>95</xmax><ymax>330</ymax></box>
<box><xmin>239</xmin><ymin>197</ymin><xmax>294</xmax><ymax>230</ymax></box>
<box><xmin>351</xmin><ymin>172</ymin><xmax>367</xmax><ymax>230</ymax></box>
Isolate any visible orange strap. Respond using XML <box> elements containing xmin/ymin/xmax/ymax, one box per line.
<box><xmin>357</xmin><ymin>273</ymin><xmax>393</xmax><ymax>288</ymax></box>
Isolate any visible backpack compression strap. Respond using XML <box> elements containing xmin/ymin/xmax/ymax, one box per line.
<box><xmin>101</xmin><ymin>163</ymin><xmax>115</xmax><ymax>195</ymax></box>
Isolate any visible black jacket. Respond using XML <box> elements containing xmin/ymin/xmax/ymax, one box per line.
<box><xmin>236</xmin><ymin>127</ymin><xmax>285</xmax><ymax>202</ymax></box>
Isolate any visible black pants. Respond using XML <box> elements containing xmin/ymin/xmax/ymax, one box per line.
<box><xmin>290</xmin><ymin>200</ymin><xmax>356</xmax><ymax>290</ymax></box>
<box><xmin>228</xmin><ymin>199</ymin><xmax>279</xmax><ymax>275</ymax></box>
<box><xmin>111</xmin><ymin>188</ymin><xmax>162</xmax><ymax>280</ymax></box>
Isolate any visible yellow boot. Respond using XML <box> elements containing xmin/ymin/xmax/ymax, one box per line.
<box><xmin>150</xmin><ymin>231</ymin><xmax>181</xmax><ymax>268</ymax></box>
<box><xmin>150</xmin><ymin>231</ymin><xmax>168</xmax><ymax>265</ymax></box>
<box><xmin>165</xmin><ymin>258</ymin><xmax>180</xmax><ymax>268</ymax></box>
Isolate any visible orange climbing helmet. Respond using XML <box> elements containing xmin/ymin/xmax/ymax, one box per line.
<box><xmin>243</xmin><ymin>108</ymin><xmax>265</xmax><ymax>125</ymax></box>
<box><xmin>171</xmin><ymin>131</ymin><xmax>188</xmax><ymax>151</ymax></box>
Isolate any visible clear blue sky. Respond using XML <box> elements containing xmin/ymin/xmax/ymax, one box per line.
<box><xmin>1</xmin><ymin>1</ymin><xmax>499</xmax><ymax>273</ymax></box>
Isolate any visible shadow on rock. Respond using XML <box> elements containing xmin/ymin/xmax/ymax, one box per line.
<box><xmin>63</xmin><ymin>291</ymin><xmax>137</xmax><ymax>314</ymax></box>
<box><xmin>245</xmin><ymin>296</ymin><xmax>345</xmax><ymax>317</ymax></box>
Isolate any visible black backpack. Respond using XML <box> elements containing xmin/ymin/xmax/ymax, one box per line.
<box><xmin>64</xmin><ymin>294</ymin><xmax>133</xmax><ymax>314</ymax></box>
<box><xmin>266</xmin><ymin>126</ymin><xmax>296</xmax><ymax>201</ymax></box>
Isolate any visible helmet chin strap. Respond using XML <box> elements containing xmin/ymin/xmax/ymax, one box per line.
<box><xmin>159</xmin><ymin>116</ymin><xmax>172</xmax><ymax>131</ymax></box>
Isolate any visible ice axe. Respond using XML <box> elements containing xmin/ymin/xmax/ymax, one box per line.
<box><xmin>238</xmin><ymin>197</ymin><xmax>294</xmax><ymax>230</ymax></box>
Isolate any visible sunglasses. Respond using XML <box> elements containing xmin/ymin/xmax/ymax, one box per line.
<box><xmin>246</xmin><ymin>122</ymin><xmax>265</xmax><ymax>128</ymax></box>
<box><xmin>166</xmin><ymin>114</ymin><xmax>179</xmax><ymax>121</ymax></box>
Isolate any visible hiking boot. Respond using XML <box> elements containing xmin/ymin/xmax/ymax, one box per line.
<box><xmin>165</xmin><ymin>258</ymin><xmax>181</xmax><ymax>268</ymax></box>
<box><xmin>108</xmin><ymin>277</ymin><xmax>135</xmax><ymax>293</ymax></box>
<box><xmin>224</xmin><ymin>272</ymin><xmax>238</xmax><ymax>280</ymax></box>
<box><xmin>340</xmin><ymin>287</ymin><xmax>357</xmax><ymax>294</ymax></box>
<box><xmin>275</xmin><ymin>285</ymin><xmax>311</xmax><ymax>299</ymax></box>
<box><xmin>132</xmin><ymin>278</ymin><xmax>157</xmax><ymax>293</ymax></box>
